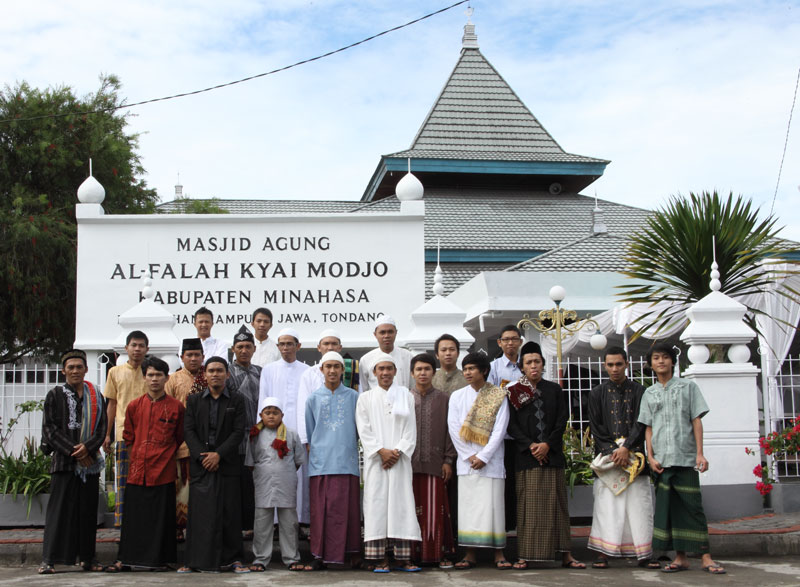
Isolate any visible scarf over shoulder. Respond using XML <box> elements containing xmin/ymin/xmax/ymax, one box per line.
<box><xmin>459</xmin><ymin>383</ymin><xmax>508</xmax><ymax>446</ymax></box>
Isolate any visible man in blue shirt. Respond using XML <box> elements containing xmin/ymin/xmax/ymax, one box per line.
<box><xmin>304</xmin><ymin>351</ymin><xmax>361</xmax><ymax>570</ymax></box>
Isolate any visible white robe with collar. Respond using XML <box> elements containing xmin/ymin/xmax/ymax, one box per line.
<box><xmin>356</xmin><ymin>384</ymin><xmax>421</xmax><ymax>543</ymax></box>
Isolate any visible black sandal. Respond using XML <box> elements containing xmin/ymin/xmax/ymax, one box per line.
<box><xmin>38</xmin><ymin>564</ymin><xmax>55</xmax><ymax>575</ymax></box>
<box><xmin>592</xmin><ymin>558</ymin><xmax>609</xmax><ymax>569</ymax></box>
<box><xmin>454</xmin><ymin>559</ymin><xmax>476</xmax><ymax>570</ymax></box>
<box><xmin>82</xmin><ymin>560</ymin><xmax>106</xmax><ymax>572</ymax></box>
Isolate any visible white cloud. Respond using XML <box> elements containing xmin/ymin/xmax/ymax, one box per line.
<box><xmin>3</xmin><ymin>0</ymin><xmax>799</xmax><ymax>240</ymax></box>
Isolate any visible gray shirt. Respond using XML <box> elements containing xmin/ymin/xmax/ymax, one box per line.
<box><xmin>638</xmin><ymin>376</ymin><xmax>709</xmax><ymax>468</ymax></box>
<box><xmin>245</xmin><ymin>425</ymin><xmax>306</xmax><ymax>508</ymax></box>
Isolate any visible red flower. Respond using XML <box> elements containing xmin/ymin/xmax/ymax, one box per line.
<box><xmin>249</xmin><ymin>424</ymin><xmax>262</xmax><ymax>440</ymax></box>
<box><xmin>756</xmin><ymin>481</ymin><xmax>773</xmax><ymax>496</ymax></box>
<box><xmin>753</xmin><ymin>464</ymin><xmax>763</xmax><ymax>478</ymax></box>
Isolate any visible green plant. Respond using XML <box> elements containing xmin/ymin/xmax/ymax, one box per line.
<box><xmin>746</xmin><ymin>415</ymin><xmax>800</xmax><ymax>496</ymax></box>
<box><xmin>563</xmin><ymin>425</ymin><xmax>594</xmax><ymax>494</ymax></box>
<box><xmin>0</xmin><ymin>401</ymin><xmax>51</xmax><ymax>517</ymax></box>
<box><xmin>617</xmin><ymin>191</ymin><xmax>800</xmax><ymax>342</ymax></box>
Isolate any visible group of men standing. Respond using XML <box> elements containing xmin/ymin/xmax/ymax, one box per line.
<box><xmin>38</xmin><ymin>309</ymin><xmax>725</xmax><ymax>576</ymax></box>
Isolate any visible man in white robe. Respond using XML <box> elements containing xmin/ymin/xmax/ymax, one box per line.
<box><xmin>251</xmin><ymin>307</ymin><xmax>280</xmax><ymax>367</ymax></box>
<box><xmin>359</xmin><ymin>315</ymin><xmax>413</xmax><ymax>392</ymax></box>
<box><xmin>356</xmin><ymin>353</ymin><xmax>422</xmax><ymax>572</ymax></box>
<box><xmin>193</xmin><ymin>307</ymin><xmax>230</xmax><ymax>363</ymax></box>
<box><xmin>296</xmin><ymin>329</ymin><xmax>343</xmax><ymax>445</ymax></box>
<box><xmin>258</xmin><ymin>327</ymin><xmax>310</xmax><ymax>524</ymax></box>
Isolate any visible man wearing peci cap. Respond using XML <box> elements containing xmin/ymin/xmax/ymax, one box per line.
<box><xmin>165</xmin><ymin>337</ymin><xmax>206</xmax><ymax>541</ymax></box>
<box><xmin>359</xmin><ymin>315</ymin><xmax>413</xmax><ymax>392</ymax></box>
<box><xmin>304</xmin><ymin>351</ymin><xmax>362</xmax><ymax>569</ymax></box>
<box><xmin>227</xmin><ymin>325</ymin><xmax>262</xmax><ymax>540</ymax></box>
<box><xmin>39</xmin><ymin>349</ymin><xmax>107</xmax><ymax>574</ymax></box>
<box><xmin>258</xmin><ymin>327</ymin><xmax>311</xmax><ymax>526</ymax></box>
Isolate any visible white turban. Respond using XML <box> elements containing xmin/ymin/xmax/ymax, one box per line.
<box><xmin>257</xmin><ymin>396</ymin><xmax>283</xmax><ymax>423</ymax></box>
<box><xmin>277</xmin><ymin>327</ymin><xmax>300</xmax><ymax>341</ymax></box>
<box><xmin>318</xmin><ymin>329</ymin><xmax>341</xmax><ymax>343</ymax></box>
<box><xmin>371</xmin><ymin>352</ymin><xmax>396</xmax><ymax>370</ymax></box>
<box><xmin>319</xmin><ymin>351</ymin><xmax>344</xmax><ymax>367</ymax></box>
<box><xmin>373</xmin><ymin>315</ymin><xmax>396</xmax><ymax>329</ymax></box>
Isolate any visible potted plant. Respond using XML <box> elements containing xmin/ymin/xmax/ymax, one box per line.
<box><xmin>0</xmin><ymin>401</ymin><xmax>52</xmax><ymax>524</ymax></box>
<box><xmin>563</xmin><ymin>425</ymin><xmax>595</xmax><ymax>518</ymax></box>
<box><xmin>747</xmin><ymin>415</ymin><xmax>800</xmax><ymax>513</ymax></box>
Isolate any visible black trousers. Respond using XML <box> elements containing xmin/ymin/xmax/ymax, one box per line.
<box><xmin>42</xmin><ymin>472</ymin><xmax>99</xmax><ymax>565</ymax></box>
<box><xmin>185</xmin><ymin>472</ymin><xmax>243</xmax><ymax>570</ymax></box>
<box><xmin>239</xmin><ymin>454</ymin><xmax>255</xmax><ymax>532</ymax></box>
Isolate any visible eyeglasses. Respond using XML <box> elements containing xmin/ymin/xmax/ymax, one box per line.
<box><xmin>499</xmin><ymin>337</ymin><xmax>521</xmax><ymax>343</ymax></box>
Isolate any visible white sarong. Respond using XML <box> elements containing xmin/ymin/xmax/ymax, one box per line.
<box><xmin>457</xmin><ymin>475</ymin><xmax>506</xmax><ymax>549</ymax></box>
<box><xmin>588</xmin><ymin>475</ymin><xmax>654</xmax><ymax>559</ymax></box>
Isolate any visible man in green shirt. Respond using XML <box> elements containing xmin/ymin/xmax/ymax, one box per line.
<box><xmin>638</xmin><ymin>343</ymin><xmax>725</xmax><ymax>575</ymax></box>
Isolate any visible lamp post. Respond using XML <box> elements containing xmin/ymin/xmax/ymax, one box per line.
<box><xmin>517</xmin><ymin>285</ymin><xmax>607</xmax><ymax>377</ymax></box>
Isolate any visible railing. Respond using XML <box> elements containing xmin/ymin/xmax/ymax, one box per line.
<box><xmin>774</xmin><ymin>355</ymin><xmax>800</xmax><ymax>479</ymax></box>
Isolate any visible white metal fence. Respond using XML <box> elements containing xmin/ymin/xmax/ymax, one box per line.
<box><xmin>774</xmin><ymin>355</ymin><xmax>800</xmax><ymax>478</ymax></box>
<box><xmin>0</xmin><ymin>359</ymin><xmax>108</xmax><ymax>457</ymax></box>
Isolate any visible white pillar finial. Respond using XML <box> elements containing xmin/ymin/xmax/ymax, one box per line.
<box><xmin>709</xmin><ymin>235</ymin><xmax>721</xmax><ymax>292</ymax></box>
<box><xmin>89</xmin><ymin>158</ymin><xmax>93</xmax><ymax>177</ymax></box>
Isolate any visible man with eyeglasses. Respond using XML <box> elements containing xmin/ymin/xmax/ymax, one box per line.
<box><xmin>488</xmin><ymin>325</ymin><xmax>523</xmax><ymax>388</ymax></box>
<box><xmin>258</xmin><ymin>328</ymin><xmax>311</xmax><ymax>526</ymax></box>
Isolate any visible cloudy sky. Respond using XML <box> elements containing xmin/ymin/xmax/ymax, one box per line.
<box><xmin>4</xmin><ymin>0</ymin><xmax>800</xmax><ymax>240</ymax></box>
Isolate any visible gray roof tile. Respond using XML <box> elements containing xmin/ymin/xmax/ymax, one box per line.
<box><xmin>509</xmin><ymin>233</ymin><xmax>634</xmax><ymax>272</ymax></box>
<box><xmin>385</xmin><ymin>48</ymin><xmax>607</xmax><ymax>165</ymax></box>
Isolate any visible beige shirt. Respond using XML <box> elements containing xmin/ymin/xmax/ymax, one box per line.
<box><xmin>102</xmin><ymin>362</ymin><xmax>147</xmax><ymax>442</ymax></box>
<box><xmin>432</xmin><ymin>368</ymin><xmax>467</xmax><ymax>395</ymax></box>
<box><xmin>165</xmin><ymin>368</ymin><xmax>197</xmax><ymax>459</ymax></box>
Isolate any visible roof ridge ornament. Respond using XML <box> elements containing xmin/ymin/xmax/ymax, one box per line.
<box><xmin>395</xmin><ymin>158</ymin><xmax>424</xmax><ymax>201</ymax></box>
<box><xmin>433</xmin><ymin>239</ymin><xmax>445</xmax><ymax>296</ymax></box>
<box><xmin>77</xmin><ymin>158</ymin><xmax>106</xmax><ymax>204</ymax></box>
<box><xmin>710</xmin><ymin>235</ymin><xmax>721</xmax><ymax>292</ymax></box>
<box><xmin>462</xmin><ymin>6</ymin><xmax>479</xmax><ymax>49</ymax></box>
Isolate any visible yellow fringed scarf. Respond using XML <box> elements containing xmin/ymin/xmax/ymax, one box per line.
<box><xmin>459</xmin><ymin>383</ymin><xmax>508</xmax><ymax>446</ymax></box>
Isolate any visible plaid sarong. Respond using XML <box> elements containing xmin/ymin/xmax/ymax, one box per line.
<box><xmin>516</xmin><ymin>467</ymin><xmax>571</xmax><ymax>561</ymax></box>
<box><xmin>364</xmin><ymin>538</ymin><xmax>412</xmax><ymax>561</ymax></box>
<box><xmin>652</xmin><ymin>467</ymin><xmax>709</xmax><ymax>553</ymax></box>
<box><xmin>114</xmin><ymin>441</ymin><xmax>129</xmax><ymax>527</ymax></box>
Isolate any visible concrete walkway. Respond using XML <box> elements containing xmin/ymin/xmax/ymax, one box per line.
<box><xmin>2</xmin><ymin>511</ymin><xmax>799</xmax><ymax>567</ymax></box>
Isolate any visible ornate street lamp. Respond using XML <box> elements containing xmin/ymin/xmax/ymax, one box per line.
<box><xmin>517</xmin><ymin>285</ymin><xmax>607</xmax><ymax>376</ymax></box>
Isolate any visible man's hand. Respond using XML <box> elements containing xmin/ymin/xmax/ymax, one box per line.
<box><xmin>441</xmin><ymin>463</ymin><xmax>453</xmax><ymax>483</ymax></box>
<box><xmin>200</xmin><ymin>451</ymin><xmax>220</xmax><ymax>471</ymax></box>
<box><xmin>530</xmin><ymin>442</ymin><xmax>549</xmax><ymax>464</ymax></box>
<box><xmin>649</xmin><ymin>456</ymin><xmax>664</xmax><ymax>474</ymax></box>
<box><xmin>378</xmin><ymin>448</ymin><xmax>399</xmax><ymax>469</ymax></box>
<box><xmin>77</xmin><ymin>455</ymin><xmax>94</xmax><ymax>468</ymax></box>
<box><xmin>71</xmin><ymin>443</ymin><xmax>88</xmax><ymax>460</ymax></box>
<box><xmin>103</xmin><ymin>436</ymin><xmax>112</xmax><ymax>454</ymax></box>
<box><xmin>468</xmin><ymin>455</ymin><xmax>486</xmax><ymax>470</ymax></box>
<box><xmin>696</xmin><ymin>454</ymin><xmax>709</xmax><ymax>473</ymax></box>
<box><xmin>611</xmin><ymin>446</ymin><xmax>630</xmax><ymax>467</ymax></box>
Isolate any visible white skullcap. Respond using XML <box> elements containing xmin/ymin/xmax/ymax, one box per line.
<box><xmin>374</xmin><ymin>315</ymin><xmax>396</xmax><ymax>329</ymax></box>
<box><xmin>319</xmin><ymin>351</ymin><xmax>344</xmax><ymax>367</ymax></box>
<box><xmin>277</xmin><ymin>327</ymin><xmax>300</xmax><ymax>341</ymax></box>
<box><xmin>371</xmin><ymin>352</ymin><xmax>396</xmax><ymax>371</ymax></box>
<box><xmin>318</xmin><ymin>329</ymin><xmax>341</xmax><ymax>343</ymax></box>
<box><xmin>257</xmin><ymin>396</ymin><xmax>283</xmax><ymax>421</ymax></box>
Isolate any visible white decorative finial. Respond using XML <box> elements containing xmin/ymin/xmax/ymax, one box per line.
<box><xmin>142</xmin><ymin>274</ymin><xmax>155</xmax><ymax>300</ymax></box>
<box><xmin>395</xmin><ymin>160</ymin><xmax>424</xmax><ymax>201</ymax></box>
<box><xmin>433</xmin><ymin>239</ymin><xmax>444</xmax><ymax>296</ymax></box>
<box><xmin>89</xmin><ymin>158</ymin><xmax>93</xmax><ymax>177</ymax></box>
<box><xmin>77</xmin><ymin>160</ymin><xmax>106</xmax><ymax>204</ymax></box>
<box><xmin>594</xmin><ymin>189</ymin><xmax>600</xmax><ymax>210</ymax></box>
<box><xmin>709</xmin><ymin>236</ymin><xmax>721</xmax><ymax>292</ymax></box>
<box><xmin>465</xmin><ymin>5</ymin><xmax>474</xmax><ymax>23</ymax></box>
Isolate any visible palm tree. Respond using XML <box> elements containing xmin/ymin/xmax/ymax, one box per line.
<box><xmin>618</xmin><ymin>190</ymin><xmax>800</xmax><ymax>341</ymax></box>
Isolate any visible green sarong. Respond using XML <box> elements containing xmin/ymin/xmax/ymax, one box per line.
<box><xmin>652</xmin><ymin>467</ymin><xmax>709</xmax><ymax>553</ymax></box>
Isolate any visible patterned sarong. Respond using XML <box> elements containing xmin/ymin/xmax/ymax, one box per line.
<box><xmin>309</xmin><ymin>474</ymin><xmax>361</xmax><ymax>564</ymax></box>
<box><xmin>364</xmin><ymin>539</ymin><xmax>412</xmax><ymax>561</ymax></box>
<box><xmin>588</xmin><ymin>475</ymin><xmax>653</xmax><ymax>559</ymax></box>
<box><xmin>114</xmin><ymin>441</ymin><xmax>129</xmax><ymax>527</ymax></box>
<box><xmin>652</xmin><ymin>467</ymin><xmax>709</xmax><ymax>553</ymax></box>
<box><xmin>457</xmin><ymin>475</ymin><xmax>506</xmax><ymax>548</ymax></box>
<box><xmin>516</xmin><ymin>467</ymin><xmax>571</xmax><ymax>561</ymax></box>
<box><xmin>412</xmin><ymin>473</ymin><xmax>455</xmax><ymax>563</ymax></box>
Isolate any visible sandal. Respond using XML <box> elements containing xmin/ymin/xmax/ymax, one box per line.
<box><xmin>288</xmin><ymin>562</ymin><xmax>309</xmax><ymax>571</ymax></box>
<box><xmin>38</xmin><ymin>564</ymin><xmax>55</xmax><ymax>575</ymax></box>
<box><xmin>662</xmin><ymin>563</ymin><xmax>690</xmax><ymax>573</ymax></box>
<box><xmin>232</xmin><ymin>561</ymin><xmax>250</xmax><ymax>574</ymax></box>
<box><xmin>104</xmin><ymin>561</ymin><xmax>127</xmax><ymax>573</ymax></box>
<box><xmin>703</xmin><ymin>564</ymin><xmax>726</xmax><ymax>575</ymax></box>
<box><xmin>307</xmin><ymin>559</ymin><xmax>326</xmax><ymax>571</ymax></box>
<box><xmin>176</xmin><ymin>566</ymin><xmax>193</xmax><ymax>574</ymax></box>
<box><xmin>372</xmin><ymin>563</ymin><xmax>391</xmax><ymax>573</ymax></box>
<box><xmin>638</xmin><ymin>559</ymin><xmax>661</xmax><ymax>569</ymax></box>
<box><xmin>439</xmin><ymin>558</ymin><xmax>454</xmax><ymax>569</ymax></box>
<box><xmin>512</xmin><ymin>560</ymin><xmax>528</xmax><ymax>570</ymax></box>
<box><xmin>82</xmin><ymin>560</ymin><xmax>106</xmax><ymax>572</ymax></box>
<box><xmin>592</xmin><ymin>558</ymin><xmax>609</xmax><ymax>569</ymax></box>
<box><xmin>454</xmin><ymin>559</ymin><xmax>476</xmax><ymax>570</ymax></box>
<box><xmin>562</xmin><ymin>560</ymin><xmax>586</xmax><ymax>569</ymax></box>
<box><xmin>250</xmin><ymin>563</ymin><xmax>266</xmax><ymax>572</ymax></box>
<box><xmin>392</xmin><ymin>563</ymin><xmax>421</xmax><ymax>572</ymax></box>
<box><xmin>495</xmin><ymin>559</ymin><xmax>512</xmax><ymax>570</ymax></box>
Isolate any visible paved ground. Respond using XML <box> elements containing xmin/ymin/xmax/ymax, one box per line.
<box><xmin>0</xmin><ymin>556</ymin><xmax>799</xmax><ymax>586</ymax></box>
